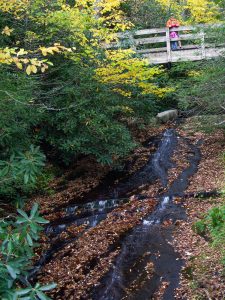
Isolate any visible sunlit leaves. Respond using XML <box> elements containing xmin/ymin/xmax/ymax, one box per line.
<box><xmin>156</xmin><ymin>0</ymin><xmax>220</xmax><ymax>24</ymax></box>
<box><xmin>96</xmin><ymin>49</ymin><xmax>173</xmax><ymax>97</ymax></box>
<box><xmin>0</xmin><ymin>43</ymin><xmax>72</xmax><ymax>74</ymax></box>
<box><xmin>0</xmin><ymin>0</ymin><xmax>167</xmax><ymax>97</ymax></box>
<box><xmin>39</xmin><ymin>44</ymin><xmax>71</xmax><ymax>56</ymax></box>
<box><xmin>26</xmin><ymin>64</ymin><xmax>37</xmax><ymax>75</ymax></box>
<box><xmin>1</xmin><ymin>26</ymin><xmax>14</xmax><ymax>36</ymax></box>
<box><xmin>17</xmin><ymin>48</ymin><xmax>28</xmax><ymax>56</ymax></box>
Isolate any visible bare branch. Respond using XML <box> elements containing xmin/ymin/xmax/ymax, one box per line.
<box><xmin>0</xmin><ymin>90</ymin><xmax>75</xmax><ymax>112</ymax></box>
<box><xmin>220</xmin><ymin>104</ymin><xmax>225</xmax><ymax>111</ymax></box>
<box><xmin>215</xmin><ymin>120</ymin><xmax>225</xmax><ymax>126</ymax></box>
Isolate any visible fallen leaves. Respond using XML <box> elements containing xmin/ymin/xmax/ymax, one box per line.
<box><xmin>37</xmin><ymin>199</ymin><xmax>156</xmax><ymax>299</ymax></box>
<box><xmin>172</xmin><ymin>127</ymin><xmax>225</xmax><ymax>300</ymax></box>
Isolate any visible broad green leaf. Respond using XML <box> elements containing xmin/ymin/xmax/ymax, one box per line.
<box><xmin>35</xmin><ymin>217</ymin><xmax>49</xmax><ymax>224</ymax></box>
<box><xmin>0</xmin><ymin>166</ymin><xmax>9</xmax><ymax>177</ymax></box>
<box><xmin>12</xmin><ymin>292</ymin><xmax>18</xmax><ymax>300</ymax></box>
<box><xmin>16</xmin><ymin>217</ymin><xmax>27</xmax><ymax>224</ymax></box>
<box><xmin>39</xmin><ymin>283</ymin><xmax>57</xmax><ymax>291</ymax></box>
<box><xmin>26</xmin><ymin>233</ymin><xmax>33</xmax><ymax>246</ymax></box>
<box><xmin>30</xmin><ymin>223</ymin><xmax>38</xmax><ymax>234</ymax></box>
<box><xmin>24</xmin><ymin>173</ymin><xmax>29</xmax><ymax>184</ymax></box>
<box><xmin>17</xmin><ymin>209</ymin><xmax>29</xmax><ymax>220</ymax></box>
<box><xmin>30</xmin><ymin>203</ymin><xmax>39</xmax><ymax>219</ymax></box>
<box><xmin>6</xmin><ymin>265</ymin><xmax>17</xmax><ymax>279</ymax></box>
<box><xmin>7</xmin><ymin>240</ymin><xmax>13</xmax><ymax>253</ymax></box>
<box><xmin>36</xmin><ymin>290</ymin><xmax>49</xmax><ymax>300</ymax></box>
<box><xmin>7</xmin><ymin>279</ymin><xmax>14</xmax><ymax>288</ymax></box>
<box><xmin>16</xmin><ymin>288</ymin><xmax>32</xmax><ymax>296</ymax></box>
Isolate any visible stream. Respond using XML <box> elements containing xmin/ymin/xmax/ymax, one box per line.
<box><xmin>30</xmin><ymin>129</ymin><xmax>201</xmax><ymax>299</ymax></box>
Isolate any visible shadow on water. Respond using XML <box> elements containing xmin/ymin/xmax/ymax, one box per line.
<box><xmin>29</xmin><ymin>129</ymin><xmax>201</xmax><ymax>300</ymax></box>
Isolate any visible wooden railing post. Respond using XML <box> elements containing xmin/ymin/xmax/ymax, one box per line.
<box><xmin>166</xmin><ymin>27</ymin><xmax>171</xmax><ymax>63</ymax></box>
<box><xmin>129</xmin><ymin>32</ymin><xmax>136</xmax><ymax>52</ymax></box>
<box><xmin>200</xmin><ymin>29</ymin><xmax>206</xmax><ymax>59</ymax></box>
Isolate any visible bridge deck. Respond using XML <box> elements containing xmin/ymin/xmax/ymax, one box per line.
<box><xmin>142</xmin><ymin>45</ymin><xmax>224</xmax><ymax>64</ymax></box>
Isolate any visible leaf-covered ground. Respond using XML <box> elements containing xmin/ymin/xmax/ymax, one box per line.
<box><xmin>37</xmin><ymin>199</ymin><xmax>156</xmax><ymax>299</ymax></box>
<box><xmin>173</xmin><ymin>127</ymin><xmax>225</xmax><ymax>299</ymax></box>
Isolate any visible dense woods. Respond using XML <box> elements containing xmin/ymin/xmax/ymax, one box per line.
<box><xmin>0</xmin><ymin>1</ymin><xmax>224</xmax><ymax>299</ymax></box>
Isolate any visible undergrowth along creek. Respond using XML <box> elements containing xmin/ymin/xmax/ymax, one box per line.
<box><xmin>31</xmin><ymin>128</ymin><xmax>202</xmax><ymax>299</ymax></box>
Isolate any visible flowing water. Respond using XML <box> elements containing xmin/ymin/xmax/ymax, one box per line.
<box><xmin>30</xmin><ymin>129</ymin><xmax>201</xmax><ymax>299</ymax></box>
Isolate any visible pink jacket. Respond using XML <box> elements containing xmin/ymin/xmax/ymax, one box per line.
<box><xmin>170</xmin><ymin>31</ymin><xmax>179</xmax><ymax>39</ymax></box>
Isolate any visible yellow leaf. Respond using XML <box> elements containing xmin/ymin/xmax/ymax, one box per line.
<box><xmin>22</xmin><ymin>58</ymin><xmax>29</xmax><ymax>64</ymax></box>
<box><xmin>17</xmin><ymin>48</ymin><xmax>28</xmax><ymax>56</ymax></box>
<box><xmin>16</xmin><ymin>62</ymin><xmax>23</xmax><ymax>69</ymax></box>
<box><xmin>30</xmin><ymin>65</ymin><xmax>37</xmax><ymax>73</ymax></box>
<box><xmin>47</xmin><ymin>48</ymin><xmax>54</xmax><ymax>55</ymax></box>
<box><xmin>2</xmin><ymin>26</ymin><xmax>14</xmax><ymax>36</ymax></box>
<box><xmin>39</xmin><ymin>47</ymin><xmax>48</xmax><ymax>56</ymax></box>
<box><xmin>26</xmin><ymin>65</ymin><xmax>32</xmax><ymax>75</ymax></box>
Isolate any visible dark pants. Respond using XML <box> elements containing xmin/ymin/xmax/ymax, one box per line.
<box><xmin>171</xmin><ymin>41</ymin><xmax>178</xmax><ymax>50</ymax></box>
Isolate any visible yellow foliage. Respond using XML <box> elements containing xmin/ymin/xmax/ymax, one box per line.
<box><xmin>157</xmin><ymin>0</ymin><xmax>219</xmax><ymax>23</ymax></box>
<box><xmin>96</xmin><ymin>49</ymin><xmax>172</xmax><ymax>97</ymax></box>
<box><xmin>0</xmin><ymin>47</ymin><xmax>51</xmax><ymax>73</ymax></box>
<box><xmin>187</xmin><ymin>70</ymin><xmax>202</xmax><ymax>77</ymax></box>
<box><xmin>185</xmin><ymin>0</ymin><xmax>219</xmax><ymax>23</ymax></box>
<box><xmin>0</xmin><ymin>0</ymin><xmax>29</xmax><ymax>16</ymax></box>
<box><xmin>113</xmin><ymin>89</ymin><xmax>132</xmax><ymax>97</ymax></box>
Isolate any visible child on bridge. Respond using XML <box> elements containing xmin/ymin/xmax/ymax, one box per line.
<box><xmin>166</xmin><ymin>16</ymin><xmax>182</xmax><ymax>50</ymax></box>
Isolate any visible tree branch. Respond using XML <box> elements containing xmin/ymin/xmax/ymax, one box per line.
<box><xmin>215</xmin><ymin>120</ymin><xmax>225</xmax><ymax>126</ymax></box>
<box><xmin>0</xmin><ymin>90</ymin><xmax>75</xmax><ymax>112</ymax></box>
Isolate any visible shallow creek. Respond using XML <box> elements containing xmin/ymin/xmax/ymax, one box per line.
<box><xmin>30</xmin><ymin>129</ymin><xmax>201</xmax><ymax>299</ymax></box>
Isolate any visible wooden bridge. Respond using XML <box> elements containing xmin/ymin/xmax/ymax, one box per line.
<box><xmin>106</xmin><ymin>25</ymin><xmax>224</xmax><ymax>64</ymax></box>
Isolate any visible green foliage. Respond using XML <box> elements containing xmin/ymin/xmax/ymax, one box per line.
<box><xmin>34</xmin><ymin>169</ymin><xmax>55</xmax><ymax>196</ymax></box>
<box><xmin>193</xmin><ymin>205</ymin><xmax>225</xmax><ymax>263</ymax></box>
<box><xmin>0</xmin><ymin>145</ymin><xmax>45</xmax><ymax>184</ymax></box>
<box><xmin>35</xmin><ymin>60</ymin><xmax>142</xmax><ymax>165</ymax></box>
<box><xmin>0</xmin><ymin>145</ymin><xmax>46</xmax><ymax>200</ymax></box>
<box><xmin>0</xmin><ymin>204</ymin><xmax>56</xmax><ymax>300</ymax></box>
<box><xmin>0</xmin><ymin>67</ymin><xmax>41</xmax><ymax>157</ymax></box>
<box><xmin>161</xmin><ymin>58</ymin><xmax>225</xmax><ymax>132</ymax></box>
<box><xmin>176</xmin><ymin>58</ymin><xmax>225</xmax><ymax>114</ymax></box>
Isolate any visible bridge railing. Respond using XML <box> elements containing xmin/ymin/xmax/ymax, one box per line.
<box><xmin>105</xmin><ymin>24</ymin><xmax>223</xmax><ymax>63</ymax></box>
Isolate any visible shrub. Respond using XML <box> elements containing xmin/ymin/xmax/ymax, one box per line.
<box><xmin>193</xmin><ymin>205</ymin><xmax>225</xmax><ymax>263</ymax></box>
<box><xmin>0</xmin><ymin>145</ymin><xmax>46</xmax><ymax>201</ymax></box>
<box><xmin>0</xmin><ymin>204</ymin><xmax>56</xmax><ymax>300</ymax></box>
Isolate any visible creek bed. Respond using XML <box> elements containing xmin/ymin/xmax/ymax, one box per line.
<box><xmin>31</xmin><ymin>129</ymin><xmax>201</xmax><ymax>300</ymax></box>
